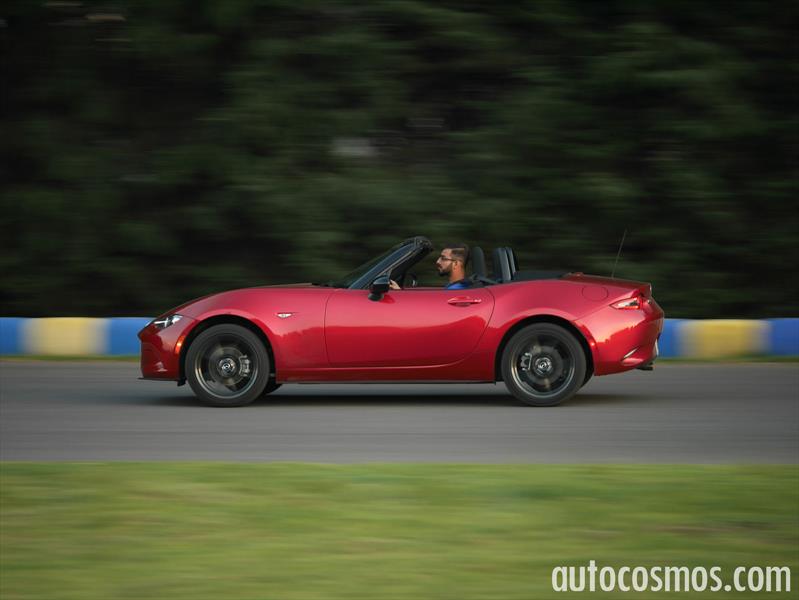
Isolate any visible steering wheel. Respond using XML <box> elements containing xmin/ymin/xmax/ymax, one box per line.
<box><xmin>406</xmin><ymin>273</ymin><xmax>419</xmax><ymax>288</ymax></box>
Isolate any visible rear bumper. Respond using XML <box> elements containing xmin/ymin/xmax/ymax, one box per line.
<box><xmin>635</xmin><ymin>340</ymin><xmax>658</xmax><ymax>370</ymax></box>
<box><xmin>577</xmin><ymin>299</ymin><xmax>664</xmax><ymax>376</ymax></box>
<box><xmin>138</xmin><ymin>317</ymin><xmax>196</xmax><ymax>380</ymax></box>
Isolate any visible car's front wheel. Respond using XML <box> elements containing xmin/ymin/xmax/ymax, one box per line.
<box><xmin>501</xmin><ymin>323</ymin><xmax>586</xmax><ymax>406</ymax></box>
<box><xmin>185</xmin><ymin>324</ymin><xmax>271</xmax><ymax>407</ymax></box>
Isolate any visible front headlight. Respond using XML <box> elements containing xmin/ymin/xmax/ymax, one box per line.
<box><xmin>151</xmin><ymin>314</ymin><xmax>184</xmax><ymax>330</ymax></box>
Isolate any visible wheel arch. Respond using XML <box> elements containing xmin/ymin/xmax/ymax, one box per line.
<box><xmin>179</xmin><ymin>315</ymin><xmax>277</xmax><ymax>384</ymax></box>
<box><xmin>493</xmin><ymin>315</ymin><xmax>594</xmax><ymax>382</ymax></box>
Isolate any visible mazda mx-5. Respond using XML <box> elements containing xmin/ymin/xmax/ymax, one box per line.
<box><xmin>139</xmin><ymin>237</ymin><xmax>663</xmax><ymax>406</ymax></box>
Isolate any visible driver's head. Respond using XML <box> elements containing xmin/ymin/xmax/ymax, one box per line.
<box><xmin>436</xmin><ymin>243</ymin><xmax>469</xmax><ymax>277</ymax></box>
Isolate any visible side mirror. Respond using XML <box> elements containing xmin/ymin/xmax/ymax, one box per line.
<box><xmin>369</xmin><ymin>274</ymin><xmax>391</xmax><ymax>301</ymax></box>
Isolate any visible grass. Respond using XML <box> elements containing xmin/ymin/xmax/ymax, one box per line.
<box><xmin>1</xmin><ymin>464</ymin><xmax>797</xmax><ymax>599</ymax></box>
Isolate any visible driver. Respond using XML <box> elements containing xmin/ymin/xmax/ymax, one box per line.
<box><xmin>389</xmin><ymin>243</ymin><xmax>473</xmax><ymax>290</ymax></box>
<box><xmin>437</xmin><ymin>243</ymin><xmax>473</xmax><ymax>289</ymax></box>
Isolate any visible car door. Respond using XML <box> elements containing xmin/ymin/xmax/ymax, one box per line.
<box><xmin>324</xmin><ymin>287</ymin><xmax>495</xmax><ymax>367</ymax></box>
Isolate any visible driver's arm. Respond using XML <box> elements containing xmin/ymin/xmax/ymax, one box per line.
<box><xmin>389</xmin><ymin>279</ymin><xmax>401</xmax><ymax>290</ymax></box>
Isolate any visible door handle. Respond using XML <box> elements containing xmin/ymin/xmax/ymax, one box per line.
<box><xmin>448</xmin><ymin>297</ymin><xmax>482</xmax><ymax>306</ymax></box>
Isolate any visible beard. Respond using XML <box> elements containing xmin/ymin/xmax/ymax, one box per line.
<box><xmin>437</xmin><ymin>268</ymin><xmax>448</xmax><ymax>277</ymax></box>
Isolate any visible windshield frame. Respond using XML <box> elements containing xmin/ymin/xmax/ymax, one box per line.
<box><xmin>328</xmin><ymin>237</ymin><xmax>433</xmax><ymax>289</ymax></box>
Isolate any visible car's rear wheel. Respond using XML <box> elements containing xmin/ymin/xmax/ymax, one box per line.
<box><xmin>501</xmin><ymin>323</ymin><xmax>586</xmax><ymax>406</ymax></box>
<box><xmin>186</xmin><ymin>324</ymin><xmax>270</xmax><ymax>407</ymax></box>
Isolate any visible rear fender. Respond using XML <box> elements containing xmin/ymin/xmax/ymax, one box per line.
<box><xmin>492</xmin><ymin>313</ymin><xmax>597</xmax><ymax>382</ymax></box>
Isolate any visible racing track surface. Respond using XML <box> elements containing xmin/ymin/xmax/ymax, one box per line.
<box><xmin>1</xmin><ymin>361</ymin><xmax>797</xmax><ymax>463</ymax></box>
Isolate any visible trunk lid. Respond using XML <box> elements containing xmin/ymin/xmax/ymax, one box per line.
<box><xmin>564</xmin><ymin>273</ymin><xmax>653</xmax><ymax>300</ymax></box>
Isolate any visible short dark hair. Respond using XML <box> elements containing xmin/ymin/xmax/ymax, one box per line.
<box><xmin>443</xmin><ymin>243</ymin><xmax>470</xmax><ymax>265</ymax></box>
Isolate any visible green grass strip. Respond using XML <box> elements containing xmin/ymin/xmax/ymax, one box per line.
<box><xmin>1</xmin><ymin>464</ymin><xmax>797</xmax><ymax>599</ymax></box>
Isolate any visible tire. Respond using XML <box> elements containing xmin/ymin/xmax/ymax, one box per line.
<box><xmin>185</xmin><ymin>324</ymin><xmax>270</xmax><ymax>407</ymax></box>
<box><xmin>261</xmin><ymin>379</ymin><xmax>282</xmax><ymax>397</ymax></box>
<box><xmin>501</xmin><ymin>323</ymin><xmax>586</xmax><ymax>406</ymax></box>
<box><xmin>581</xmin><ymin>371</ymin><xmax>593</xmax><ymax>388</ymax></box>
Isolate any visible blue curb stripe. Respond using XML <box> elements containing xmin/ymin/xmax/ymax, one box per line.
<box><xmin>657</xmin><ymin>318</ymin><xmax>683</xmax><ymax>358</ymax></box>
<box><xmin>108</xmin><ymin>318</ymin><xmax>152</xmax><ymax>355</ymax></box>
<box><xmin>768</xmin><ymin>318</ymin><xmax>799</xmax><ymax>356</ymax></box>
<box><xmin>0</xmin><ymin>318</ymin><xmax>27</xmax><ymax>354</ymax></box>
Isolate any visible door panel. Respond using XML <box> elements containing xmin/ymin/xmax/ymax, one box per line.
<box><xmin>325</xmin><ymin>288</ymin><xmax>495</xmax><ymax>367</ymax></box>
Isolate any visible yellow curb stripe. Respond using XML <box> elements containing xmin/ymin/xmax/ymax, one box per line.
<box><xmin>679</xmin><ymin>319</ymin><xmax>768</xmax><ymax>359</ymax></box>
<box><xmin>22</xmin><ymin>318</ymin><xmax>109</xmax><ymax>355</ymax></box>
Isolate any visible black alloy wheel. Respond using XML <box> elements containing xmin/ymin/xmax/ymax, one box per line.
<box><xmin>186</xmin><ymin>324</ymin><xmax>271</xmax><ymax>407</ymax></box>
<box><xmin>501</xmin><ymin>323</ymin><xmax>586</xmax><ymax>406</ymax></box>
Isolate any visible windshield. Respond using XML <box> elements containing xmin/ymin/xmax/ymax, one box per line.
<box><xmin>328</xmin><ymin>242</ymin><xmax>408</xmax><ymax>288</ymax></box>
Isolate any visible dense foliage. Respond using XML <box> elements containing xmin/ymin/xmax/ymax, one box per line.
<box><xmin>2</xmin><ymin>1</ymin><xmax>796</xmax><ymax>317</ymax></box>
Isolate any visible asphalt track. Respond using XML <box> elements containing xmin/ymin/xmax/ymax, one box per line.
<box><xmin>1</xmin><ymin>361</ymin><xmax>797</xmax><ymax>463</ymax></box>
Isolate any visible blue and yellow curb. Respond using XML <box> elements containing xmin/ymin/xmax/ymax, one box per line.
<box><xmin>1</xmin><ymin>317</ymin><xmax>150</xmax><ymax>356</ymax></box>
<box><xmin>0</xmin><ymin>317</ymin><xmax>797</xmax><ymax>358</ymax></box>
<box><xmin>678</xmin><ymin>319</ymin><xmax>769</xmax><ymax>359</ymax></box>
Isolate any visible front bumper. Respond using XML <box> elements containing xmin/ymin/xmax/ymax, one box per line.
<box><xmin>138</xmin><ymin>316</ymin><xmax>196</xmax><ymax>380</ymax></box>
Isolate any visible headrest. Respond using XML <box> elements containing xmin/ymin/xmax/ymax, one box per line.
<box><xmin>471</xmin><ymin>247</ymin><xmax>487</xmax><ymax>278</ymax></box>
<box><xmin>492</xmin><ymin>247</ymin><xmax>512</xmax><ymax>282</ymax></box>
<box><xmin>504</xmin><ymin>247</ymin><xmax>518</xmax><ymax>274</ymax></box>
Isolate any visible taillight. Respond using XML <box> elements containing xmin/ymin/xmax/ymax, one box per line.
<box><xmin>611</xmin><ymin>295</ymin><xmax>642</xmax><ymax>310</ymax></box>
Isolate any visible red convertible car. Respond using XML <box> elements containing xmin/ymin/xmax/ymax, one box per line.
<box><xmin>139</xmin><ymin>237</ymin><xmax>663</xmax><ymax>407</ymax></box>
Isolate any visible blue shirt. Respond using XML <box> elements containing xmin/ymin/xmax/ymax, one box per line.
<box><xmin>445</xmin><ymin>279</ymin><xmax>473</xmax><ymax>290</ymax></box>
